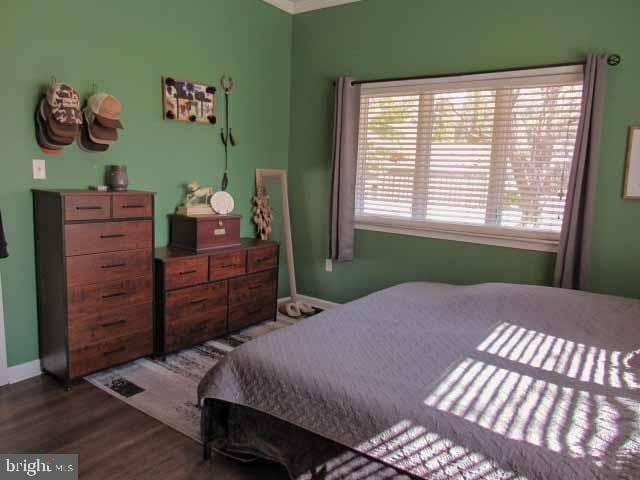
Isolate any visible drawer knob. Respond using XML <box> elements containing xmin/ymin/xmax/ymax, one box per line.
<box><xmin>190</xmin><ymin>298</ymin><xmax>207</xmax><ymax>305</ymax></box>
<box><xmin>101</xmin><ymin>263</ymin><xmax>126</xmax><ymax>269</ymax></box>
<box><xmin>76</xmin><ymin>206</ymin><xmax>103</xmax><ymax>211</ymax></box>
<box><xmin>100</xmin><ymin>234</ymin><xmax>126</xmax><ymax>239</ymax></box>
<box><xmin>102</xmin><ymin>292</ymin><xmax>127</xmax><ymax>299</ymax></box>
<box><xmin>101</xmin><ymin>319</ymin><xmax>127</xmax><ymax>328</ymax></box>
<box><xmin>103</xmin><ymin>346</ymin><xmax>126</xmax><ymax>356</ymax></box>
<box><xmin>122</xmin><ymin>204</ymin><xmax>145</xmax><ymax>209</ymax></box>
<box><xmin>179</xmin><ymin>269</ymin><xmax>197</xmax><ymax>276</ymax></box>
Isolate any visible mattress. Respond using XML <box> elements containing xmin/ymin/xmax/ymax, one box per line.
<box><xmin>198</xmin><ymin>282</ymin><xmax>640</xmax><ymax>479</ymax></box>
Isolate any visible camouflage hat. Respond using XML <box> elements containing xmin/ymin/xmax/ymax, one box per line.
<box><xmin>41</xmin><ymin>99</ymin><xmax>79</xmax><ymax>139</ymax></box>
<box><xmin>45</xmin><ymin>82</ymin><xmax>82</xmax><ymax>126</ymax></box>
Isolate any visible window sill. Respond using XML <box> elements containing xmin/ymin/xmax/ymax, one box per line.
<box><xmin>355</xmin><ymin>221</ymin><xmax>559</xmax><ymax>253</ymax></box>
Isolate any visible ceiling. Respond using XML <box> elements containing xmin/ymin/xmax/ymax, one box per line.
<box><xmin>262</xmin><ymin>0</ymin><xmax>361</xmax><ymax>15</ymax></box>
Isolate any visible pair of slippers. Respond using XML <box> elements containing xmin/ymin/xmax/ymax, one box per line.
<box><xmin>278</xmin><ymin>301</ymin><xmax>316</xmax><ymax>319</ymax></box>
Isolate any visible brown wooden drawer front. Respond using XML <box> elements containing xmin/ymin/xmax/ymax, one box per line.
<box><xmin>165</xmin><ymin>306</ymin><xmax>227</xmax><ymax>353</ymax></box>
<box><xmin>210</xmin><ymin>251</ymin><xmax>246</xmax><ymax>281</ymax></box>
<box><xmin>64</xmin><ymin>195</ymin><xmax>111</xmax><ymax>222</ymax></box>
<box><xmin>68</xmin><ymin>276</ymin><xmax>152</xmax><ymax>317</ymax></box>
<box><xmin>164</xmin><ymin>257</ymin><xmax>209</xmax><ymax>290</ymax></box>
<box><xmin>66</xmin><ymin>249</ymin><xmax>151</xmax><ymax>287</ymax></box>
<box><xmin>69</xmin><ymin>331</ymin><xmax>152</xmax><ymax>378</ymax></box>
<box><xmin>228</xmin><ymin>301</ymin><xmax>275</xmax><ymax>332</ymax></box>
<box><xmin>165</xmin><ymin>281</ymin><xmax>228</xmax><ymax>323</ymax></box>
<box><xmin>229</xmin><ymin>270</ymin><xmax>276</xmax><ymax>306</ymax></box>
<box><xmin>247</xmin><ymin>245</ymin><xmax>278</xmax><ymax>273</ymax></box>
<box><xmin>65</xmin><ymin>220</ymin><xmax>152</xmax><ymax>256</ymax></box>
<box><xmin>68</xmin><ymin>303</ymin><xmax>152</xmax><ymax>349</ymax></box>
<box><xmin>112</xmin><ymin>195</ymin><xmax>153</xmax><ymax>219</ymax></box>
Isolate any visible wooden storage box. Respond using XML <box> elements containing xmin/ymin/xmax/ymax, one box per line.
<box><xmin>169</xmin><ymin>214</ymin><xmax>241</xmax><ymax>252</ymax></box>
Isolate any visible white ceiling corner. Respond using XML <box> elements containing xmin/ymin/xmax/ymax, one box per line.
<box><xmin>262</xmin><ymin>0</ymin><xmax>362</xmax><ymax>15</ymax></box>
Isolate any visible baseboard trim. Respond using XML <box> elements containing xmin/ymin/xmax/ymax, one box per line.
<box><xmin>278</xmin><ymin>294</ymin><xmax>339</xmax><ymax>310</ymax></box>
<box><xmin>1</xmin><ymin>359</ymin><xmax>41</xmax><ymax>386</ymax></box>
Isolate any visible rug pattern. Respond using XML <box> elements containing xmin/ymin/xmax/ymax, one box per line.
<box><xmin>86</xmin><ymin>313</ymin><xmax>314</xmax><ymax>442</ymax></box>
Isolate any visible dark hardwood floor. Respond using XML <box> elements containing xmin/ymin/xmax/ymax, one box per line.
<box><xmin>0</xmin><ymin>375</ymin><xmax>288</xmax><ymax>479</ymax></box>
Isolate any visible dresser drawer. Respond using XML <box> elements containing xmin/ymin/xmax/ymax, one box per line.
<box><xmin>68</xmin><ymin>276</ymin><xmax>152</xmax><ymax>317</ymax></box>
<box><xmin>69</xmin><ymin>331</ymin><xmax>152</xmax><ymax>378</ymax></box>
<box><xmin>247</xmin><ymin>245</ymin><xmax>278</xmax><ymax>273</ymax></box>
<box><xmin>164</xmin><ymin>257</ymin><xmax>209</xmax><ymax>290</ymax></box>
<box><xmin>112</xmin><ymin>195</ymin><xmax>153</xmax><ymax>219</ymax></box>
<box><xmin>65</xmin><ymin>220</ymin><xmax>152</xmax><ymax>256</ymax></box>
<box><xmin>165</xmin><ymin>306</ymin><xmax>227</xmax><ymax>353</ymax></box>
<box><xmin>228</xmin><ymin>301</ymin><xmax>275</xmax><ymax>332</ymax></box>
<box><xmin>66</xmin><ymin>249</ymin><xmax>151</xmax><ymax>287</ymax></box>
<box><xmin>64</xmin><ymin>195</ymin><xmax>111</xmax><ymax>221</ymax></box>
<box><xmin>165</xmin><ymin>281</ymin><xmax>228</xmax><ymax>323</ymax></box>
<box><xmin>229</xmin><ymin>270</ymin><xmax>276</xmax><ymax>306</ymax></box>
<box><xmin>68</xmin><ymin>303</ymin><xmax>152</xmax><ymax>349</ymax></box>
<box><xmin>210</xmin><ymin>250</ymin><xmax>246</xmax><ymax>281</ymax></box>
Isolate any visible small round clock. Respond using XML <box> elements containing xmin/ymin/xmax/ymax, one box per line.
<box><xmin>209</xmin><ymin>191</ymin><xmax>235</xmax><ymax>215</ymax></box>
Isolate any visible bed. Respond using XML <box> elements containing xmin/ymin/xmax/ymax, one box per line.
<box><xmin>198</xmin><ymin>282</ymin><xmax>640</xmax><ymax>479</ymax></box>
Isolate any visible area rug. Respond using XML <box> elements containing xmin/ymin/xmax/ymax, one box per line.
<box><xmin>86</xmin><ymin>309</ymin><xmax>322</xmax><ymax>442</ymax></box>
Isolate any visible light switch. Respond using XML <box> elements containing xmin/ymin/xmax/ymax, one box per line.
<box><xmin>32</xmin><ymin>159</ymin><xmax>46</xmax><ymax>180</ymax></box>
<box><xmin>325</xmin><ymin>259</ymin><xmax>333</xmax><ymax>272</ymax></box>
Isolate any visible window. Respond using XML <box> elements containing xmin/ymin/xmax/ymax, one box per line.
<box><xmin>354</xmin><ymin>66</ymin><xmax>584</xmax><ymax>252</ymax></box>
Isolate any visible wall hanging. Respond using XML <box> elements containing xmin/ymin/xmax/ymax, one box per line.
<box><xmin>624</xmin><ymin>125</ymin><xmax>640</xmax><ymax>200</ymax></box>
<box><xmin>219</xmin><ymin>75</ymin><xmax>238</xmax><ymax>191</ymax></box>
<box><xmin>162</xmin><ymin>77</ymin><xmax>217</xmax><ymax>124</ymax></box>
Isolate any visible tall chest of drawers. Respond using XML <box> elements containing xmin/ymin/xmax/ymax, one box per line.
<box><xmin>154</xmin><ymin>239</ymin><xmax>279</xmax><ymax>356</ymax></box>
<box><xmin>32</xmin><ymin>190</ymin><xmax>155</xmax><ymax>387</ymax></box>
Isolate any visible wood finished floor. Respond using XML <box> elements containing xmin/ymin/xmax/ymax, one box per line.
<box><xmin>0</xmin><ymin>375</ymin><xmax>288</xmax><ymax>480</ymax></box>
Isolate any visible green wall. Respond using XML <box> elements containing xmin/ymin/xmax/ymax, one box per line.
<box><xmin>288</xmin><ymin>0</ymin><xmax>640</xmax><ymax>304</ymax></box>
<box><xmin>0</xmin><ymin>0</ymin><xmax>292</xmax><ymax>366</ymax></box>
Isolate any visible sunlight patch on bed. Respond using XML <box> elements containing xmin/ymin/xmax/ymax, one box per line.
<box><xmin>476</xmin><ymin>322</ymin><xmax>640</xmax><ymax>390</ymax></box>
<box><xmin>344</xmin><ymin>420</ymin><xmax>527</xmax><ymax>479</ymax></box>
<box><xmin>424</xmin><ymin>357</ymin><xmax>640</xmax><ymax>467</ymax></box>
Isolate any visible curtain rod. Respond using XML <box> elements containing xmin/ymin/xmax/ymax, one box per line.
<box><xmin>348</xmin><ymin>54</ymin><xmax>621</xmax><ymax>86</ymax></box>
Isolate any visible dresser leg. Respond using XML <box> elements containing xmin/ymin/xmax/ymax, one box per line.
<box><xmin>203</xmin><ymin>441</ymin><xmax>211</xmax><ymax>460</ymax></box>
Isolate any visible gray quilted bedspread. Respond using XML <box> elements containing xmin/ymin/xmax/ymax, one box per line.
<box><xmin>198</xmin><ymin>283</ymin><xmax>640</xmax><ymax>479</ymax></box>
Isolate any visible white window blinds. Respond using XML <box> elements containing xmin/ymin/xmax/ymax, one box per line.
<box><xmin>355</xmin><ymin>66</ymin><xmax>584</xmax><ymax>251</ymax></box>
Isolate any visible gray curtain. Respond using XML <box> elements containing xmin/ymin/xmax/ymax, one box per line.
<box><xmin>329</xmin><ymin>77</ymin><xmax>361</xmax><ymax>261</ymax></box>
<box><xmin>554</xmin><ymin>54</ymin><xmax>609</xmax><ymax>289</ymax></box>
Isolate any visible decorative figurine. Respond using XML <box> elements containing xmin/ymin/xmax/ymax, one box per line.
<box><xmin>176</xmin><ymin>181</ymin><xmax>215</xmax><ymax>216</ymax></box>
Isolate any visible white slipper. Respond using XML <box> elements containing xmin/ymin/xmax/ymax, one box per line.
<box><xmin>279</xmin><ymin>302</ymin><xmax>302</xmax><ymax>318</ymax></box>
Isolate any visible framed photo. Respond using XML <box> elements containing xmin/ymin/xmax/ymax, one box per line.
<box><xmin>162</xmin><ymin>77</ymin><xmax>217</xmax><ymax>125</ymax></box>
<box><xmin>624</xmin><ymin>125</ymin><xmax>640</xmax><ymax>200</ymax></box>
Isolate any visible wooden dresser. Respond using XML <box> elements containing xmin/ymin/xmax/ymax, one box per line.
<box><xmin>32</xmin><ymin>190</ymin><xmax>155</xmax><ymax>388</ymax></box>
<box><xmin>154</xmin><ymin>239</ymin><xmax>279</xmax><ymax>356</ymax></box>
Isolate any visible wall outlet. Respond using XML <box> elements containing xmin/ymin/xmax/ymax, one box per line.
<box><xmin>32</xmin><ymin>159</ymin><xmax>46</xmax><ymax>180</ymax></box>
<box><xmin>325</xmin><ymin>258</ymin><xmax>333</xmax><ymax>272</ymax></box>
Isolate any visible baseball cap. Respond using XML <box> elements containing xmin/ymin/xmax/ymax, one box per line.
<box><xmin>87</xmin><ymin>93</ymin><xmax>124</xmax><ymax>129</ymax></box>
<box><xmin>41</xmin><ymin>100</ymin><xmax>79</xmax><ymax>139</ymax></box>
<box><xmin>45</xmin><ymin>83</ymin><xmax>82</xmax><ymax>126</ymax></box>
<box><xmin>34</xmin><ymin>104</ymin><xmax>64</xmax><ymax>153</ymax></box>
<box><xmin>78</xmin><ymin>110</ymin><xmax>109</xmax><ymax>152</ymax></box>
<box><xmin>84</xmin><ymin>108</ymin><xmax>118</xmax><ymax>144</ymax></box>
